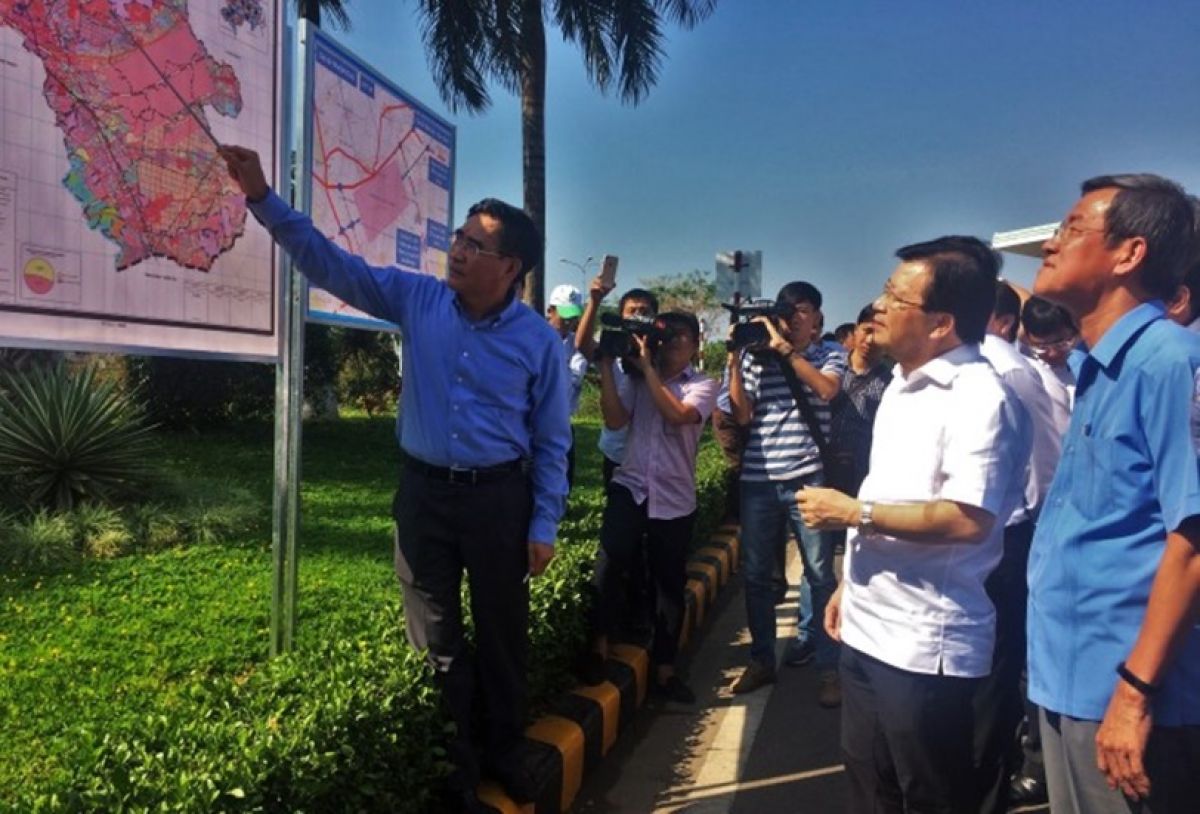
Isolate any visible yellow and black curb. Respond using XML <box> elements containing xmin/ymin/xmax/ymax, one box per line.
<box><xmin>479</xmin><ymin>523</ymin><xmax>741</xmax><ymax>813</ymax></box>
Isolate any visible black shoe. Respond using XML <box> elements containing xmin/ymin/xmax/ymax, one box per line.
<box><xmin>730</xmin><ymin>662</ymin><xmax>776</xmax><ymax>694</ymax></box>
<box><xmin>581</xmin><ymin>651</ymin><xmax>606</xmax><ymax>685</ymax></box>
<box><xmin>651</xmin><ymin>675</ymin><xmax>696</xmax><ymax>704</ymax></box>
<box><xmin>486</xmin><ymin>759</ymin><xmax>539</xmax><ymax>805</ymax></box>
<box><xmin>1008</xmin><ymin>772</ymin><xmax>1048</xmax><ymax>805</ymax></box>
<box><xmin>783</xmin><ymin>638</ymin><xmax>815</xmax><ymax>667</ymax></box>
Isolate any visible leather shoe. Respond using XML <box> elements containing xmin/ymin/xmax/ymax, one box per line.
<box><xmin>730</xmin><ymin>661</ymin><xmax>776</xmax><ymax>694</ymax></box>
<box><xmin>1008</xmin><ymin>771</ymin><xmax>1048</xmax><ymax>805</ymax></box>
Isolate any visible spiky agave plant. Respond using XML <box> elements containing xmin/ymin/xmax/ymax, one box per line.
<box><xmin>0</xmin><ymin>363</ymin><xmax>158</xmax><ymax>511</ymax></box>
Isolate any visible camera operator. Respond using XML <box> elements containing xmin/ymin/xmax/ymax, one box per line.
<box><xmin>726</xmin><ymin>282</ymin><xmax>846</xmax><ymax>706</ymax></box>
<box><xmin>575</xmin><ymin>278</ymin><xmax>660</xmax><ymax>484</ymax></box>
<box><xmin>583</xmin><ymin>311</ymin><xmax>718</xmax><ymax>703</ymax></box>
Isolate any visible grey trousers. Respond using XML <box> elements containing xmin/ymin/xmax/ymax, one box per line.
<box><xmin>1041</xmin><ymin>708</ymin><xmax>1200</xmax><ymax>814</ymax></box>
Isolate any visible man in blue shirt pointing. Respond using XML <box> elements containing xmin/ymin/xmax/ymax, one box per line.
<box><xmin>1029</xmin><ymin>173</ymin><xmax>1200</xmax><ymax>814</ymax></box>
<box><xmin>220</xmin><ymin>145</ymin><xmax>571</xmax><ymax>812</ymax></box>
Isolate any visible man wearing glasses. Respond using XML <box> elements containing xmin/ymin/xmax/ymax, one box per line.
<box><xmin>726</xmin><ymin>281</ymin><xmax>846</xmax><ymax>705</ymax></box>
<box><xmin>1027</xmin><ymin>175</ymin><xmax>1200</xmax><ymax>814</ymax></box>
<box><xmin>799</xmin><ymin>236</ymin><xmax>1030</xmax><ymax>814</ymax></box>
<box><xmin>219</xmin><ymin>146</ymin><xmax>571</xmax><ymax>813</ymax></box>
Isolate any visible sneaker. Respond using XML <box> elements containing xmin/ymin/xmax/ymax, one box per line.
<box><xmin>651</xmin><ymin>675</ymin><xmax>696</xmax><ymax>704</ymax></box>
<box><xmin>730</xmin><ymin>662</ymin><xmax>776</xmax><ymax>695</ymax></box>
<box><xmin>783</xmin><ymin>638</ymin><xmax>815</xmax><ymax>667</ymax></box>
<box><xmin>817</xmin><ymin>669</ymin><xmax>842</xmax><ymax>708</ymax></box>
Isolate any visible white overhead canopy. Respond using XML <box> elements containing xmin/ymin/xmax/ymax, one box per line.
<box><xmin>991</xmin><ymin>223</ymin><xmax>1058</xmax><ymax>257</ymax></box>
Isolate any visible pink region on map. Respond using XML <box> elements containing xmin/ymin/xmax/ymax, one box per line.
<box><xmin>352</xmin><ymin>159</ymin><xmax>410</xmax><ymax>244</ymax></box>
<box><xmin>0</xmin><ymin>0</ymin><xmax>250</xmax><ymax>271</ymax></box>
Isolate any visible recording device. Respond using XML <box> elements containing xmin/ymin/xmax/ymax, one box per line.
<box><xmin>599</xmin><ymin>254</ymin><xmax>619</xmax><ymax>289</ymax></box>
<box><xmin>724</xmin><ymin>299</ymin><xmax>788</xmax><ymax>352</ymax></box>
<box><xmin>596</xmin><ymin>312</ymin><xmax>668</xmax><ymax>375</ymax></box>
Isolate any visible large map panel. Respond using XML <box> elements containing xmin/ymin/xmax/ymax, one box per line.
<box><xmin>0</xmin><ymin>0</ymin><xmax>279</xmax><ymax>359</ymax></box>
<box><xmin>305</xmin><ymin>28</ymin><xmax>453</xmax><ymax>331</ymax></box>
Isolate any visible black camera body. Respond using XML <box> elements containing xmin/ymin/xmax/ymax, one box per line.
<box><xmin>724</xmin><ymin>299</ymin><xmax>788</xmax><ymax>352</ymax></box>
<box><xmin>597</xmin><ymin>313</ymin><xmax>667</xmax><ymax>375</ymax></box>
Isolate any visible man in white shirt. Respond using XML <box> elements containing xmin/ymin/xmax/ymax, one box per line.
<box><xmin>976</xmin><ymin>280</ymin><xmax>1060</xmax><ymax>814</ymax></box>
<box><xmin>799</xmin><ymin>236</ymin><xmax>1030</xmax><ymax>814</ymax></box>
<box><xmin>547</xmin><ymin>284</ymin><xmax>589</xmax><ymax>487</ymax></box>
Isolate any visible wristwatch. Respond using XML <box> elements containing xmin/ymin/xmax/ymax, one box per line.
<box><xmin>858</xmin><ymin>500</ymin><xmax>875</xmax><ymax>535</ymax></box>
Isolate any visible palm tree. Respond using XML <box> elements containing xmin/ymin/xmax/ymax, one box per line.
<box><xmin>412</xmin><ymin>0</ymin><xmax>717</xmax><ymax>312</ymax></box>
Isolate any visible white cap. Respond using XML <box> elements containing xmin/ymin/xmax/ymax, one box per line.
<box><xmin>548</xmin><ymin>284</ymin><xmax>583</xmax><ymax>318</ymax></box>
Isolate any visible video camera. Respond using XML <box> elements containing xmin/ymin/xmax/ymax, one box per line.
<box><xmin>723</xmin><ymin>299</ymin><xmax>788</xmax><ymax>352</ymax></box>
<box><xmin>597</xmin><ymin>313</ymin><xmax>668</xmax><ymax>374</ymax></box>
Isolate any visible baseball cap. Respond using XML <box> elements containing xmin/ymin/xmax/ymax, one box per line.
<box><xmin>548</xmin><ymin>284</ymin><xmax>583</xmax><ymax>319</ymax></box>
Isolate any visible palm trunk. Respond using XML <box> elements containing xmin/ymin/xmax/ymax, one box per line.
<box><xmin>519</xmin><ymin>0</ymin><xmax>547</xmax><ymax>312</ymax></box>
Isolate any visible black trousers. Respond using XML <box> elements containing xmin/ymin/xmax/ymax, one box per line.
<box><xmin>392</xmin><ymin>464</ymin><xmax>532</xmax><ymax>790</ymax></box>
<box><xmin>591</xmin><ymin>482</ymin><xmax>693</xmax><ymax>666</ymax></box>
<box><xmin>972</xmin><ymin>519</ymin><xmax>1034</xmax><ymax>814</ymax></box>
<box><xmin>841</xmin><ymin>644</ymin><xmax>981</xmax><ymax>814</ymax></box>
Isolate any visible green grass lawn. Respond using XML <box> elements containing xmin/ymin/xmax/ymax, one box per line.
<box><xmin>0</xmin><ymin>400</ymin><xmax>724</xmax><ymax>808</ymax></box>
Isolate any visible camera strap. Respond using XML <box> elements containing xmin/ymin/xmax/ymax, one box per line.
<box><xmin>774</xmin><ymin>355</ymin><xmax>831</xmax><ymax>467</ymax></box>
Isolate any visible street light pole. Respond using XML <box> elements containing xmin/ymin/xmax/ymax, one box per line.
<box><xmin>559</xmin><ymin>255</ymin><xmax>595</xmax><ymax>286</ymax></box>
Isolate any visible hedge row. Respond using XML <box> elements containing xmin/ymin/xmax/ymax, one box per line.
<box><xmin>5</xmin><ymin>423</ymin><xmax>728</xmax><ymax>813</ymax></box>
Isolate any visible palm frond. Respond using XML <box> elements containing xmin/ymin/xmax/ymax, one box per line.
<box><xmin>611</xmin><ymin>0</ymin><xmax>664</xmax><ymax>104</ymax></box>
<box><xmin>553</xmin><ymin>0</ymin><xmax>616</xmax><ymax>93</ymax></box>
<box><xmin>415</xmin><ymin>0</ymin><xmax>494</xmax><ymax>112</ymax></box>
<box><xmin>653</xmin><ymin>0</ymin><xmax>716</xmax><ymax>29</ymax></box>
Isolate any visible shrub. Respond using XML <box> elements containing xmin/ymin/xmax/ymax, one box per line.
<box><xmin>125</xmin><ymin>356</ymin><xmax>276</xmax><ymax>430</ymax></box>
<box><xmin>0</xmin><ymin>363</ymin><xmax>158</xmax><ymax>511</ymax></box>
<box><xmin>336</xmin><ymin>331</ymin><xmax>398</xmax><ymax>417</ymax></box>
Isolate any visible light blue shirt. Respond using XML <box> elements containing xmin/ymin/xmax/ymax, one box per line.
<box><xmin>1028</xmin><ymin>301</ymin><xmax>1200</xmax><ymax>724</ymax></box>
<box><xmin>249</xmin><ymin>191</ymin><xmax>571</xmax><ymax>545</ymax></box>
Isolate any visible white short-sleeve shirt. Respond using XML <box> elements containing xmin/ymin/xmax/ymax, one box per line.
<box><xmin>840</xmin><ymin>343</ymin><xmax>1031</xmax><ymax>677</ymax></box>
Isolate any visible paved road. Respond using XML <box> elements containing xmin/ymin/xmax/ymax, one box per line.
<box><xmin>573</xmin><ymin>548</ymin><xmax>1053</xmax><ymax>814</ymax></box>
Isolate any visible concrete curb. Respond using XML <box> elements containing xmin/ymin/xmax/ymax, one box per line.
<box><xmin>480</xmin><ymin>522</ymin><xmax>741</xmax><ymax>813</ymax></box>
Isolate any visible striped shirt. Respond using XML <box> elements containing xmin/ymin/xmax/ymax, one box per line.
<box><xmin>740</xmin><ymin>343</ymin><xmax>847</xmax><ymax>481</ymax></box>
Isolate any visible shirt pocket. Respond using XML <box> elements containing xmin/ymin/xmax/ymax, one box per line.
<box><xmin>1071</xmin><ymin>428</ymin><xmax>1115</xmax><ymax>518</ymax></box>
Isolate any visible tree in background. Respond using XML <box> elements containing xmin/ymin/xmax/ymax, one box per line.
<box><xmin>295</xmin><ymin>0</ymin><xmax>352</xmax><ymax>28</ymax></box>
<box><xmin>411</xmin><ymin>0</ymin><xmax>717</xmax><ymax>313</ymax></box>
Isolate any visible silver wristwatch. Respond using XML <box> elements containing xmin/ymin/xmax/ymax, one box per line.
<box><xmin>858</xmin><ymin>500</ymin><xmax>875</xmax><ymax>534</ymax></box>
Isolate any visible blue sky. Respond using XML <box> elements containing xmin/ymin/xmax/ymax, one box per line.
<box><xmin>324</xmin><ymin>0</ymin><xmax>1200</xmax><ymax>324</ymax></box>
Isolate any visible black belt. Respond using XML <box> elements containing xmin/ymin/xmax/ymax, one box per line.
<box><xmin>403</xmin><ymin>453</ymin><xmax>528</xmax><ymax>486</ymax></box>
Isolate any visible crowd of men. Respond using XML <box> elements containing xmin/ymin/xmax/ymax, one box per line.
<box><xmin>221</xmin><ymin>144</ymin><xmax>1199</xmax><ymax>814</ymax></box>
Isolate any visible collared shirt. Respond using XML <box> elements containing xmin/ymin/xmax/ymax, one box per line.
<box><xmin>249</xmin><ymin>191</ymin><xmax>571</xmax><ymax>545</ymax></box>
<box><xmin>1028</xmin><ymin>302</ymin><xmax>1200</xmax><ymax>724</ymax></box>
<box><xmin>981</xmin><ymin>334</ymin><xmax>1061</xmax><ymax>522</ymax></box>
<box><xmin>1189</xmin><ymin>314</ymin><xmax>1200</xmax><ymax>334</ymax></box>
<box><xmin>828</xmin><ymin>360</ymin><xmax>891</xmax><ymax>492</ymax></box>
<box><xmin>562</xmin><ymin>335</ymin><xmax>588</xmax><ymax>415</ymax></box>
<box><xmin>613</xmin><ymin>365</ymin><xmax>718</xmax><ymax>519</ymax></box>
<box><xmin>840</xmin><ymin>343</ymin><xmax>1031</xmax><ymax>677</ymax></box>
<box><xmin>1028</xmin><ymin>356</ymin><xmax>1073</xmax><ymax>435</ymax></box>
<box><xmin>740</xmin><ymin>342</ymin><xmax>847</xmax><ymax>482</ymax></box>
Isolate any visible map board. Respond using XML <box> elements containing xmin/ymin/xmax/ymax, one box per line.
<box><xmin>303</xmin><ymin>27</ymin><xmax>454</xmax><ymax>331</ymax></box>
<box><xmin>0</xmin><ymin>0</ymin><xmax>280</xmax><ymax>360</ymax></box>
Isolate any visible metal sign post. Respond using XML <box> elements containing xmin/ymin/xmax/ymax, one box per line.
<box><xmin>269</xmin><ymin>15</ymin><xmax>311</xmax><ymax>657</ymax></box>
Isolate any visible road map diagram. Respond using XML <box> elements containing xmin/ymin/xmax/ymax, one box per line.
<box><xmin>305</xmin><ymin>28</ymin><xmax>453</xmax><ymax>330</ymax></box>
<box><xmin>0</xmin><ymin>0</ymin><xmax>279</xmax><ymax>359</ymax></box>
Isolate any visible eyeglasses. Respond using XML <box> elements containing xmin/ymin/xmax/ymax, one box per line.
<box><xmin>1027</xmin><ymin>335</ymin><xmax>1076</xmax><ymax>357</ymax></box>
<box><xmin>451</xmin><ymin>229</ymin><xmax>507</xmax><ymax>259</ymax></box>
<box><xmin>877</xmin><ymin>282</ymin><xmax>925</xmax><ymax>311</ymax></box>
<box><xmin>1051</xmin><ymin>223</ymin><xmax>1105</xmax><ymax>242</ymax></box>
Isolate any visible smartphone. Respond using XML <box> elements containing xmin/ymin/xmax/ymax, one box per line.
<box><xmin>600</xmin><ymin>254</ymin><xmax>619</xmax><ymax>288</ymax></box>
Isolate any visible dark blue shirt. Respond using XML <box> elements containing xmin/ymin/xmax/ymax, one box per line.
<box><xmin>250</xmin><ymin>191</ymin><xmax>571</xmax><ymax>545</ymax></box>
<box><xmin>1028</xmin><ymin>302</ymin><xmax>1200</xmax><ymax>723</ymax></box>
